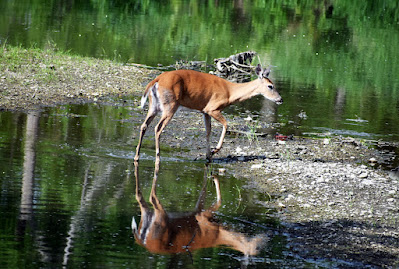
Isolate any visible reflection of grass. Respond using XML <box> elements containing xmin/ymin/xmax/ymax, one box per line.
<box><xmin>206</xmin><ymin>163</ymin><xmax>213</xmax><ymax>178</ymax></box>
<box><xmin>235</xmin><ymin>184</ymin><xmax>242</xmax><ymax>201</ymax></box>
<box><xmin>264</xmin><ymin>190</ymin><xmax>272</xmax><ymax>201</ymax></box>
<box><xmin>233</xmin><ymin>184</ymin><xmax>247</xmax><ymax>213</ymax></box>
<box><xmin>245</xmin><ymin>119</ymin><xmax>260</xmax><ymax>145</ymax></box>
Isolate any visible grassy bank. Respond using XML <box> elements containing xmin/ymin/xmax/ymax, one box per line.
<box><xmin>0</xmin><ymin>45</ymin><xmax>156</xmax><ymax>111</ymax></box>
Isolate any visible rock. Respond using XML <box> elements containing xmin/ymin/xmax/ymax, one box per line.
<box><xmin>218</xmin><ymin>168</ymin><xmax>226</xmax><ymax>175</ymax></box>
<box><xmin>285</xmin><ymin>194</ymin><xmax>295</xmax><ymax>201</ymax></box>
<box><xmin>361</xmin><ymin>179</ymin><xmax>374</xmax><ymax>185</ymax></box>
<box><xmin>388</xmin><ymin>168</ymin><xmax>399</xmax><ymax>180</ymax></box>
<box><xmin>368</xmin><ymin>157</ymin><xmax>377</xmax><ymax>163</ymax></box>
<box><xmin>251</xmin><ymin>164</ymin><xmax>263</xmax><ymax>169</ymax></box>
<box><xmin>388</xmin><ymin>190</ymin><xmax>397</xmax><ymax>196</ymax></box>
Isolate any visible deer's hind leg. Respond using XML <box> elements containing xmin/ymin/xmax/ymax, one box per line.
<box><xmin>134</xmin><ymin>105</ymin><xmax>158</xmax><ymax>161</ymax></box>
<box><xmin>153</xmin><ymin>91</ymin><xmax>179</xmax><ymax>164</ymax></box>
<box><xmin>135</xmin><ymin>84</ymin><xmax>161</xmax><ymax>161</ymax></box>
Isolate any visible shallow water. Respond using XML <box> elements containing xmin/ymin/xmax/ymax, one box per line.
<box><xmin>1</xmin><ymin>105</ymin><xmax>337</xmax><ymax>268</ymax></box>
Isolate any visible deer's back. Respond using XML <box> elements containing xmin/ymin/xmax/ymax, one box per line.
<box><xmin>155</xmin><ymin>70</ymin><xmax>231</xmax><ymax>111</ymax></box>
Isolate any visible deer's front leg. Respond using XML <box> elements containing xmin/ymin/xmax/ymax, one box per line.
<box><xmin>207</xmin><ymin>111</ymin><xmax>228</xmax><ymax>157</ymax></box>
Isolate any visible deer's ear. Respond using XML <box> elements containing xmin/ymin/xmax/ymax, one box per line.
<box><xmin>262</xmin><ymin>67</ymin><xmax>271</xmax><ymax>78</ymax></box>
<box><xmin>255</xmin><ymin>64</ymin><xmax>262</xmax><ymax>78</ymax></box>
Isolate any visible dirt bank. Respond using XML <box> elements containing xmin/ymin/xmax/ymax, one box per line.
<box><xmin>1</xmin><ymin>47</ymin><xmax>398</xmax><ymax>268</ymax></box>
<box><xmin>0</xmin><ymin>46</ymin><xmax>157</xmax><ymax>111</ymax></box>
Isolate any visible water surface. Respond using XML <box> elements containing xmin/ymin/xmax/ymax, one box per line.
<box><xmin>2</xmin><ymin>105</ymin><xmax>329</xmax><ymax>268</ymax></box>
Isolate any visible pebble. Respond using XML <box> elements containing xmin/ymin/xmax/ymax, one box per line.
<box><xmin>251</xmin><ymin>164</ymin><xmax>263</xmax><ymax>169</ymax></box>
<box><xmin>278</xmin><ymin>202</ymin><xmax>286</xmax><ymax>208</ymax></box>
<box><xmin>368</xmin><ymin>157</ymin><xmax>377</xmax><ymax>163</ymax></box>
<box><xmin>388</xmin><ymin>190</ymin><xmax>396</xmax><ymax>195</ymax></box>
<box><xmin>360</xmin><ymin>179</ymin><xmax>373</xmax><ymax>186</ymax></box>
<box><xmin>285</xmin><ymin>194</ymin><xmax>295</xmax><ymax>201</ymax></box>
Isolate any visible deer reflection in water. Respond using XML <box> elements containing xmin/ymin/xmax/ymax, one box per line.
<box><xmin>132</xmin><ymin>162</ymin><xmax>267</xmax><ymax>256</ymax></box>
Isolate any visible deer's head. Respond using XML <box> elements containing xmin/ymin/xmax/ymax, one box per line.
<box><xmin>255</xmin><ymin>64</ymin><xmax>283</xmax><ymax>105</ymax></box>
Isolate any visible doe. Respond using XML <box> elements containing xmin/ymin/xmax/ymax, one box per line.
<box><xmin>134</xmin><ymin>64</ymin><xmax>283</xmax><ymax>162</ymax></box>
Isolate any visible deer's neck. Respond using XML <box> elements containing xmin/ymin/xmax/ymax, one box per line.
<box><xmin>228</xmin><ymin>79</ymin><xmax>262</xmax><ymax>104</ymax></box>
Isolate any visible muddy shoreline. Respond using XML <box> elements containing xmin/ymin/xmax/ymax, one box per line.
<box><xmin>1</xmin><ymin>49</ymin><xmax>398</xmax><ymax>268</ymax></box>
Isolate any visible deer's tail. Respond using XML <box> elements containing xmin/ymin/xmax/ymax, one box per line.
<box><xmin>140</xmin><ymin>79</ymin><xmax>158</xmax><ymax>109</ymax></box>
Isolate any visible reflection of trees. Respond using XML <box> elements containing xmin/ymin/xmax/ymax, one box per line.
<box><xmin>334</xmin><ymin>87</ymin><xmax>346</xmax><ymax>120</ymax></box>
<box><xmin>19</xmin><ymin>112</ymin><xmax>40</xmax><ymax>219</ymax></box>
<box><xmin>62</xmin><ymin>162</ymin><xmax>132</xmax><ymax>266</ymax></box>
<box><xmin>17</xmin><ymin>112</ymin><xmax>45</xmax><ymax>258</ymax></box>
<box><xmin>12</xmin><ymin>108</ymin><xmax>133</xmax><ymax>266</ymax></box>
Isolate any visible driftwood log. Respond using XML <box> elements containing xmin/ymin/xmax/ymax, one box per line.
<box><xmin>129</xmin><ymin>51</ymin><xmax>258</xmax><ymax>83</ymax></box>
<box><xmin>212</xmin><ymin>51</ymin><xmax>257</xmax><ymax>82</ymax></box>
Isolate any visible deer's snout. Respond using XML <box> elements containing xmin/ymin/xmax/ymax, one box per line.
<box><xmin>275</xmin><ymin>97</ymin><xmax>283</xmax><ymax>105</ymax></box>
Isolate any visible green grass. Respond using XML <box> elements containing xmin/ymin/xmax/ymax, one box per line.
<box><xmin>245</xmin><ymin>119</ymin><xmax>260</xmax><ymax>145</ymax></box>
<box><xmin>1</xmin><ymin>43</ymin><xmax>107</xmax><ymax>72</ymax></box>
<box><xmin>0</xmin><ymin>43</ymin><xmax>118</xmax><ymax>87</ymax></box>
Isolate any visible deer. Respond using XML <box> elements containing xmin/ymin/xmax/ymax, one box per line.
<box><xmin>134</xmin><ymin>64</ymin><xmax>282</xmax><ymax>162</ymax></box>
<box><xmin>132</xmin><ymin>162</ymin><xmax>267</xmax><ymax>256</ymax></box>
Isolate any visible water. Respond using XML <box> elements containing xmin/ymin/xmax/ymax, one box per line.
<box><xmin>2</xmin><ymin>105</ymin><xmax>331</xmax><ymax>268</ymax></box>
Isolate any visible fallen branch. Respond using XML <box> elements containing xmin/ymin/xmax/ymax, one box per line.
<box><xmin>212</xmin><ymin>51</ymin><xmax>257</xmax><ymax>82</ymax></box>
